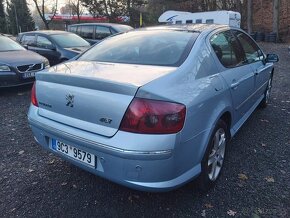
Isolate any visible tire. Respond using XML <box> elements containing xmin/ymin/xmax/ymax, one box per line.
<box><xmin>198</xmin><ymin>119</ymin><xmax>228</xmax><ymax>191</ymax></box>
<box><xmin>259</xmin><ymin>75</ymin><xmax>273</xmax><ymax>108</ymax></box>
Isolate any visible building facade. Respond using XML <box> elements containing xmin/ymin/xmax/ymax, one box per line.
<box><xmin>252</xmin><ymin>0</ymin><xmax>290</xmax><ymax>41</ymax></box>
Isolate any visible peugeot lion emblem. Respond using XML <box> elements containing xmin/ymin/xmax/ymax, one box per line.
<box><xmin>66</xmin><ymin>94</ymin><xmax>74</xmax><ymax>107</ymax></box>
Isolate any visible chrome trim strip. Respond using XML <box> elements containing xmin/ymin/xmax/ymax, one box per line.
<box><xmin>28</xmin><ymin>117</ymin><xmax>172</xmax><ymax>156</ymax></box>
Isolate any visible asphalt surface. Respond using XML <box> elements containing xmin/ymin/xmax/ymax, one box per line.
<box><xmin>0</xmin><ymin>43</ymin><xmax>289</xmax><ymax>218</ymax></box>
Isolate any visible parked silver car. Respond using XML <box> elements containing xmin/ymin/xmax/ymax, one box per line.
<box><xmin>28</xmin><ymin>24</ymin><xmax>278</xmax><ymax>191</ymax></box>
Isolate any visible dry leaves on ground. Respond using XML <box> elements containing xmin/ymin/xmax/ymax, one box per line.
<box><xmin>227</xmin><ymin>209</ymin><xmax>237</xmax><ymax>216</ymax></box>
<box><xmin>260</xmin><ymin>119</ymin><xmax>269</xmax><ymax>123</ymax></box>
<box><xmin>204</xmin><ymin>203</ymin><xmax>214</xmax><ymax>208</ymax></box>
<box><xmin>48</xmin><ymin>159</ymin><xmax>55</xmax><ymax>165</ymax></box>
<box><xmin>238</xmin><ymin>173</ymin><xmax>248</xmax><ymax>180</ymax></box>
<box><xmin>265</xmin><ymin>176</ymin><xmax>275</xmax><ymax>183</ymax></box>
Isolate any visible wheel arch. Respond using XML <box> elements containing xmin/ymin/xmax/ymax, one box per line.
<box><xmin>219</xmin><ymin>111</ymin><xmax>232</xmax><ymax>139</ymax></box>
<box><xmin>197</xmin><ymin>107</ymin><xmax>233</xmax><ymax>164</ymax></box>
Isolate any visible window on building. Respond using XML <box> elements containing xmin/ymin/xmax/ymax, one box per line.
<box><xmin>196</xmin><ymin>19</ymin><xmax>202</xmax><ymax>23</ymax></box>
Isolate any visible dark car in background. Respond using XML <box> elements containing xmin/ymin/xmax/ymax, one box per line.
<box><xmin>0</xmin><ymin>34</ymin><xmax>49</xmax><ymax>87</ymax></box>
<box><xmin>17</xmin><ymin>31</ymin><xmax>91</xmax><ymax>66</ymax></box>
<box><xmin>68</xmin><ymin>23</ymin><xmax>133</xmax><ymax>45</ymax></box>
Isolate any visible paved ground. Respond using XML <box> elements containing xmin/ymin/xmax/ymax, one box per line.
<box><xmin>0</xmin><ymin>43</ymin><xmax>289</xmax><ymax>218</ymax></box>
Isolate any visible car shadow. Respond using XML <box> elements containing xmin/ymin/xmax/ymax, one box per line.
<box><xmin>0</xmin><ymin>84</ymin><xmax>33</xmax><ymax>96</ymax></box>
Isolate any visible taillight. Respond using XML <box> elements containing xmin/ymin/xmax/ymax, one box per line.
<box><xmin>31</xmin><ymin>82</ymin><xmax>38</xmax><ymax>107</ymax></box>
<box><xmin>120</xmin><ymin>98</ymin><xmax>186</xmax><ymax>134</ymax></box>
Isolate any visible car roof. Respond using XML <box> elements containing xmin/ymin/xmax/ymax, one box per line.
<box><xmin>19</xmin><ymin>30</ymin><xmax>71</xmax><ymax>36</ymax></box>
<box><xmin>142</xmin><ymin>24</ymin><xmax>228</xmax><ymax>33</ymax></box>
<box><xmin>68</xmin><ymin>23</ymin><xmax>130</xmax><ymax>28</ymax></box>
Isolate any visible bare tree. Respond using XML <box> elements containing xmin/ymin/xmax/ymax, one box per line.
<box><xmin>247</xmin><ymin>0</ymin><xmax>252</xmax><ymax>33</ymax></box>
<box><xmin>70</xmin><ymin>0</ymin><xmax>84</xmax><ymax>23</ymax></box>
<box><xmin>81</xmin><ymin>0</ymin><xmax>139</xmax><ymax>22</ymax></box>
<box><xmin>32</xmin><ymin>0</ymin><xmax>58</xmax><ymax>29</ymax></box>
<box><xmin>273</xmin><ymin>0</ymin><xmax>280</xmax><ymax>39</ymax></box>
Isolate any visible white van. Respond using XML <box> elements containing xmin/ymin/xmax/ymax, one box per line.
<box><xmin>158</xmin><ymin>10</ymin><xmax>241</xmax><ymax>28</ymax></box>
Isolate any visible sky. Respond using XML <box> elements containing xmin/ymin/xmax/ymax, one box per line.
<box><xmin>27</xmin><ymin>0</ymin><xmax>68</xmax><ymax>11</ymax></box>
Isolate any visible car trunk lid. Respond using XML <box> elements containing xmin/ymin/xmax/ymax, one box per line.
<box><xmin>35</xmin><ymin>61</ymin><xmax>176</xmax><ymax>137</ymax></box>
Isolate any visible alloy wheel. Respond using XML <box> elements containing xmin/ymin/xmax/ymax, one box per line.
<box><xmin>265</xmin><ymin>78</ymin><xmax>272</xmax><ymax>104</ymax></box>
<box><xmin>207</xmin><ymin>128</ymin><xmax>226</xmax><ymax>181</ymax></box>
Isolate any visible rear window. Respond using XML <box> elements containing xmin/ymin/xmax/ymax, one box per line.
<box><xmin>20</xmin><ymin>35</ymin><xmax>35</xmax><ymax>46</ymax></box>
<box><xmin>78</xmin><ymin>30</ymin><xmax>197</xmax><ymax>66</ymax></box>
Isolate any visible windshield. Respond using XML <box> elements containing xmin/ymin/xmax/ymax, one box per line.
<box><xmin>51</xmin><ymin>33</ymin><xmax>90</xmax><ymax>48</ymax></box>
<box><xmin>78</xmin><ymin>30</ymin><xmax>197</xmax><ymax>66</ymax></box>
<box><xmin>0</xmin><ymin>36</ymin><xmax>25</xmax><ymax>51</ymax></box>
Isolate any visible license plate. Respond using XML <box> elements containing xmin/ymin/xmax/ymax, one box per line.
<box><xmin>51</xmin><ymin>139</ymin><xmax>95</xmax><ymax>167</ymax></box>
<box><xmin>22</xmin><ymin>72</ymin><xmax>35</xmax><ymax>79</ymax></box>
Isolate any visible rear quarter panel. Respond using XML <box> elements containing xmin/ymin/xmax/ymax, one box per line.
<box><xmin>138</xmin><ymin>32</ymin><xmax>233</xmax><ymax>172</ymax></box>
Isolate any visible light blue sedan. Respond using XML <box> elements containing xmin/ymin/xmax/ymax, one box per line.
<box><xmin>28</xmin><ymin>24</ymin><xmax>279</xmax><ymax>191</ymax></box>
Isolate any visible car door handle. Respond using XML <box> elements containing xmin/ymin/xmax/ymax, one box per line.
<box><xmin>254</xmin><ymin>69</ymin><xmax>263</xmax><ymax>76</ymax></box>
<box><xmin>231</xmin><ymin>82</ymin><xmax>239</xmax><ymax>89</ymax></box>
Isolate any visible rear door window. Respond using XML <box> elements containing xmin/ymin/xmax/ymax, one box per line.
<box><xmin>21</xmin><ymin>35</ymin><xmax>35</xmax><ymax>46</ymax></box>
<box><xmin>210</xmin><ymin>30</ymin><xmax>245</xmax><ymax>68</ymax></box>
<box><xmin>110</xmin><ymin>28</ymin><xmax>118</xmax><ymax>34</ymax></box>
<box><xmin>36</xmin><ymin>36</ymin><xmax>54</xmax><ymax>49</ymax></box>
<box><xmin>233</xmin><ymin>30</ymin><xmax>264</xmax><ymax>63</ymax></box>
<box><xmin>95</xmin><ymin>26</ymin><xmax>112</xmax><ymax>40</ymax></box>
<box><xmin>79</xmin><ymin>25</ymin><xmax>94</xmax><ymax>39</ymax></box>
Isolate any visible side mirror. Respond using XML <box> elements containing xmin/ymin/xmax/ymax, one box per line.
<box><xmin>266</xmin><ymin>54</ymin><xmax>279</xmax><ymax>63</ymax></box>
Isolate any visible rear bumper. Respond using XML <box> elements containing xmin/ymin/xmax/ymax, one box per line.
<box><xmin>28</xmin><ymin>106</ymin><xmax>202</xmax><ymax>191</ymax></box>
<box><xmin>0</xmin><ymin>72</ymin><xmax>34</xmax><ymax>87</ymax></box>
